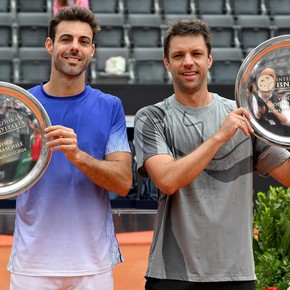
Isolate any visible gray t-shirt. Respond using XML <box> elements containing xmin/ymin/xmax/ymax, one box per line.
<box><xmin>134</xmin><ymin>93</ymin><xmax>290</xmax><ymax>282</ymax></box>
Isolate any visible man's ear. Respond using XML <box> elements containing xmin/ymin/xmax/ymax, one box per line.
<box><xmin>208</xmin><ymin>53</ymin><xmax>213</xmax><ymax>69</ymax></box>
<box><xmin>163</xmin><ymin>55</ymin><xmax>170</xmax><ymax>70</ymax></box>
<box><xmin>90</xmin><ymin>43</ymin><xmax>95</xmax><ymax>59</ymax></box>
<box><xmin>45</xmin><ymin>37</ymin><xmax>53</xmax><ymax>55</ymax></box>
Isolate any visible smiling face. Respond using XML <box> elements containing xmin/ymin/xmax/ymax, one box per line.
<box><xmin>164</xmin><ymin>35</ymin><xmax>212</xmax><ymax>98</ymax></box>
<box><xmin>45</xmin><ymin>20</ymin><xmax>95</xmax><ymax>79</ymax></box>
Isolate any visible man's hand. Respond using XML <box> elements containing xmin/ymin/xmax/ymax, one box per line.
<box><xmin>44</xmin><ymin>125</ymin><xmax>80</xmax><ymax>161</ymax></box>
<box><xmin>215</xmin><ymin>107</ymin><xmax>254</xmax><ymax>144</ymax></box>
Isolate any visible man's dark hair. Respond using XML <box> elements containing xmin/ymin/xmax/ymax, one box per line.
<box><xmin>48</xmin><ymin>6</ymin><xmax>101</xmax><ymax>43</ymax></box>
<box><xmin>163</xmin><ymin>19</ymin><xmax>212</xmax><ymax>60</ymax></box>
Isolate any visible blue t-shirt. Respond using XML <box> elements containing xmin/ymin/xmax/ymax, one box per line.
<box><xmin>8</xmin><ymin>83</ymin><xmax>130</xmax><ymax>276</ymax></box>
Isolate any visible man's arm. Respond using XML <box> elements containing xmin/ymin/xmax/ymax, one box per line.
<box><xmin>45</xmin><ymin>125</ymin><xmax>132</xmax><ymax>197</ymax></box>
<box><xmin>144</xmin><ymin>107</ymin><xmax>253</xmax><ymax>195</ymax></box>
<box><xmin>144</xmin><ymin>134</ymin><xmax>225</xmax><ymax>195</ymax></box>
<box><xmin>269</xmin><ymin>158</ymin><xmax>290</xmax><ymax>188</ymax></box>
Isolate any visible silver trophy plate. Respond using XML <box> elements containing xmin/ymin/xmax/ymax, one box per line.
<box><xmin>0</xmin><ymin>82</ymin><xmax>51</xmax><ymax>199</ymax></box>
<box><xmin>236</xmin><ymin>35</ymin><xmax>290</xmax><ymax>148</ymax></box>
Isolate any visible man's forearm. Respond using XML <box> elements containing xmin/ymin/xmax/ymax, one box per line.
<box><xmin>70</xmin><ymin>150</ymin><xmax>133</xmax><ymax>196</ymax></box>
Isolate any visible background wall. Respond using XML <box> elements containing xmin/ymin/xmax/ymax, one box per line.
<box><xmin>19</xmin><ymin>83</ymin><xmax>235</xmax><ymax>115</ymax></box>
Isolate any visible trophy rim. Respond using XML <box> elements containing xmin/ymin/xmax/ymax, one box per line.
<box><xmin>0</xmin><ymin>81</ymin><xmax>51</xmax><ymax>199</ymax></box>
<box><xmin>235</xmin><ymin>34</ymin><xmax>290</xmax><ymax>149</ymax></box>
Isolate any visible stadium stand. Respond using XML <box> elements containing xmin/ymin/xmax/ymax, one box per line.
<box><xmin>159</xmin><ymin>0</ymin><xmax>194</xmax><ymax>15</ymax></box>
<box><xmin>0</xmin><ymin>0</ymin><xmax>279</xmax><ymax>86</ymax></box>
<box><xmin>95</xmin><ymin>13</ymin><xmax>128</xmax><ymax>47</ymax></box>
<box><xmin>195</xmin><ymin>0</ymin><xmax>229</xmax><ymax>15</ymax></box>
<box><xmin>16</xmin><ymin>47</ymin><xmax>51</xmax><ymax>83</ymax></box>
<box><xmin>92</xmin><ymin>46</ymin><xmax>131</xmax><ymax>83</ymax></box>
<box><xmin>210</xmin><ymin>47</ymin><xmax>243</xmax><ymax>84</ymax></box>
<box><xmin>126</xmin><ymin>14</ymin><xmax>163</xmax><ymax>48</ymax></box>
<box><xmin>272</xmin><ymin>15</ymin><xmax>290</xmax><ymax>37</ymax></box>
<box><xmin>130</xmin><ymin>47</ymin><xmax>170</xmax><ymax>83</ymax></box>
<box><xmin>230</xmin><ymin>0</ymin><xmax>266</xmax><ymax>16</ymax></box>
<box><xmin>265</xmin><ymin>0</ymin><xmax>290</xmax><ymax>16</ymax></box>
<box><xmin>123</xmin><ymin>0</ymin><xmax>159</xmax><ymax>14</ymax></box>
<box><xmin>90</xmin><ymin>0</ymin><xmax>122</xmax><ymax>14</ymax></box>
<box><xmin>200</xmin><ymin>14</ymin><xmax>240</xmax><ymax>48</ymax></box>
<box><xmin>0</xmin><ymin>0</ymin><xmax>10</xmax><ymax>12</ymax></box>
<box><xmin>0</xmin><ymin>47</ymin><xmax>15</xmax><ymax>82</ymax></box>
<box><xmin>17</xmin><ymin>12</ymin><xmax>51</xmax><ymax>47</ymax></box>
<box><xmin>0</xmin><ymin>13</ymin><xmax>14</xmax><ymax>48</ymax></box>
<box><xmin>236</xmin><ymin>14</ymin><xmax>273</xmax><ymax>54</ymax></box>
<box><xmin>16</xmin><ymin>0</ymin><xmax>50</xmax><ymax>13</ymax></box>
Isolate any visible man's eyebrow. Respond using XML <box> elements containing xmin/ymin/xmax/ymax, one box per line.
<box><xmin>59</xmin><ymin>33</ymin><xmax>72</xmax><ymax>38</ymax></box>
<box><xmin>59</xmin><ymin>34</ymin><xmax>91</xmax><ymax>40</ymax></box>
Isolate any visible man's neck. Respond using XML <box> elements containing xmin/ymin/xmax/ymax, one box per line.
<box><xmin>43</xmin><ymin>77</ymin><xmax>85</xmax><ymax>97</ymax></box>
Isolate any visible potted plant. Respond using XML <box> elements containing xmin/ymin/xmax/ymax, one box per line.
<box><xmin>253</xmin><ymin>186</ymin><xmax>290</xmax><ymax>290</ymax></box>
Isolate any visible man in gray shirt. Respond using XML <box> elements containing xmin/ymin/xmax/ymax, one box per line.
<box><xmin>134</xmin><ymin>19</ymin><xmax>290</xmax><ymax>290</ymax></box>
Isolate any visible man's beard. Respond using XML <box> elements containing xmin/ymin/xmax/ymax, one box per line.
<box><xmin>53</xmin><ymin>58</ymin><xmax>89</xmax><ymax>77</ymax></box>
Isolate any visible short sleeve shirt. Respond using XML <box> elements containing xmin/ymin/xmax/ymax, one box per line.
<box><xmin>134</xmin><ymin>93</ymin><xmax>290</xmax><ymax>282</ymax></box>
